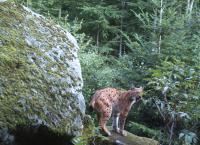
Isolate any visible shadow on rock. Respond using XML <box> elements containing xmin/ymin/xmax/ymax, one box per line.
<box><xmin>0</xmin><ymin>125</ymin><xmax>74</xmax><ymax>145</ymax></box>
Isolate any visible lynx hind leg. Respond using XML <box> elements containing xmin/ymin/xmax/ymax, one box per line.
<box><xmin>112</xmin><ymin>113</ymin><xmax>120</xmax><ymax>133</ymax></box>
<box><xmin>99</xmin><ymin>108</ymin><xmax>112</xmax><ymax>136</ymax></box>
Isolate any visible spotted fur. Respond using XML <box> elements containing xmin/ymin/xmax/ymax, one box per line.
<box><xmin>89</xmin><ymin>87</ymin><xmax>143</xmax><ymax>136</ymax></box>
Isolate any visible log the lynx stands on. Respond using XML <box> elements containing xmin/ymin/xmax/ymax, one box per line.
<box><xmin>90</xmin><ymin>87</ymin><xmax>143</xmax><ymax>136</ymax></box>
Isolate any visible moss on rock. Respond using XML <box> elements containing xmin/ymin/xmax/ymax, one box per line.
<box><xmin>108</xmin><ymin>130</ymin><xmax>159</xmax><ymax>145</ymax></box>
<box><xmin>0</xmin><ymin>1</ymin><xmax>85</xmax><ymax>137</ymax></box>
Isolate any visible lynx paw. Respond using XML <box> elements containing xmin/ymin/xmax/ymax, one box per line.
<box><xmin>113</xmin><ymin>128</ymin><xmax>120</xmax><ymax>133</ymax></box>
<box><xmin>107</xmin><ymin>131</ymin><xmax>112</xmax><ymax>136</ymax></box>
<box><xmin>120</xmin><ymin>130</ymin><xmax>127</xmax><ymax>136</ymax></box>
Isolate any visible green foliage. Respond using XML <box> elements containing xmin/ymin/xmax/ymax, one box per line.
<box><xmin>146</xmin><ymin>58</ymin><xmax>200</xmax><ymax>144</ymax></box>
<box><xmin>72</xmin><ymin>129</ymin><xmax>109</xmax><ymax>145</ymax></box>
<box><xmin>179</xmin><ymin>130</ymin><xmax>198</xmax><ymax>145</ymax></box>
<box><xmin>72</xmin><ymin>116</ymin><xmax>109</xmax><ymax>145</ymax></box>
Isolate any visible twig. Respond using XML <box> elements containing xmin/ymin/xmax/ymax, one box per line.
<box><xmin>168</xmin><ymin>121</ymin><xmax>175</xmax><ymax>145</ymax></box>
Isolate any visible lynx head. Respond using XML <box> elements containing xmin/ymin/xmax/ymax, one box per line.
<box><xmin>128</xmin><ymin>87</ymin><xmax>143</xmax><ymax>103</ymax></box>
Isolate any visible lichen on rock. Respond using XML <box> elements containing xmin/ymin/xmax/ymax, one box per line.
<box><xmin>0</xmin><ymin>1</ymin><xmax>85</xmax><ymax>139</ymax></box>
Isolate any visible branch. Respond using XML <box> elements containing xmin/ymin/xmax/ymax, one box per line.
<box><xmin>153</xmin><ymin>99</ymin><xmax>166</xmax><ymax>121</ymax></box>
<box><xmin>168</xmin><ymin>121</ymin><xmax>175</xmax><ymax>145</ymax></box>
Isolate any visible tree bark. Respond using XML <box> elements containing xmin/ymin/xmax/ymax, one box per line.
<box><xmin>58</xmin><ymin>7</ymin><xmax>62</xmax><ymax>20</ymax></box>
<box><xmin>168</xmin><ymin>121</ymin><xmax>175</xmax><ymax>145</ymax></box>
<box><xmin>96</xmin><ymin>24</ymin><xmax>100</xmax><ymax>47</ymax></box>
<box><xmin>119</xmin><ymin>1</ymin><xmax>124</xmax><ymax>57</ymax></box>
<box><xmin>158</xmin><ymin>0</ymin><xmax>163</xmax><ymax>54</ymax></box>
<box><xmin>153</xmin><ymin>10</ymin><xmax>158</xmax><ymax>33</ymax></box>
<box><xmin>186</xmin><ymin>0</ymin><xmax>194</xmax><ymax>21</ymax></box>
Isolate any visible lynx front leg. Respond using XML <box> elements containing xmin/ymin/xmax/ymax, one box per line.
<box><xmin>119</xmin><ymin>113</ymin><xmax>128</xmax><ymax>136</ymax></box>
<box><xmin>99</xmin><ymin>109</ymin><xmax>112</xmax><ymax>136</ymax></box>
<box><xmin>112</xmin><ymin>113</ymin><xmax>120</xmax><ymax>133</ymax></box>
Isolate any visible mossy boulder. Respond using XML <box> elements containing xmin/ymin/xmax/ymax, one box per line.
<box><xmin>0</xmin><ymin>0</ymin><xmax>85</xmax><ymax>140</ymax></box>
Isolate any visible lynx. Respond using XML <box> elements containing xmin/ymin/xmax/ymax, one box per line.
<box><xmin>89</xmin><ymin>87</ymin><xmax>143</xmax><ymax>136</ymax></box>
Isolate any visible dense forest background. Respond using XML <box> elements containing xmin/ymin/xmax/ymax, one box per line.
<box><xmin>14</xmin><ymin>0</ymin><xmax>200</xmax><ymax>145</ymax></box>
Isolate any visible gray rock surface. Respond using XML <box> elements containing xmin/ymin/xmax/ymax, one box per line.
<box><xmin>0</xmin><ymin>1</ymin><xmax>85</xmax><ymax>137</ymax></box>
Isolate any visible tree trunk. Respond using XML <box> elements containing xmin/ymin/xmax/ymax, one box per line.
<box><xmin>119</xmin><ymin>31</ymin><xmax>122</xmax><ymax>57</ymax></box>
<box><xmin>58</xmin><ymin>7</ymin><xmax>62</xmax><ymax>20</ymax></box>
<box><xmin>158</xmin><ymin>0</ymin><xmax>163</xmax><ymax>54</ymax></box>
<box><xmin>119</xmin><ymin>1</ymin><xmax>124</xmax><ymax>57</ymax></box>
<box><xmin>186</xmin><ymin>0</ymin><xmax>194</xmax><ymax>21</ymax></box>
<box><xmin>96</xmin><ymin>24</ymin><xmax>100</xmax><ymax>47</ymax></box>
<box><xmin>26</xmin><ymin>0</ymin><xmax>31</xmax><ymax>7</ymax></box>
<box><xmin>153</xmin><ymin>10</ymin><xmax>158</xmax><ymax>33</ymax></box>
<box><xmin>168</xmin><ymin>121</ymin><xmax>175</xmax><ymax>145</ymax></box>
